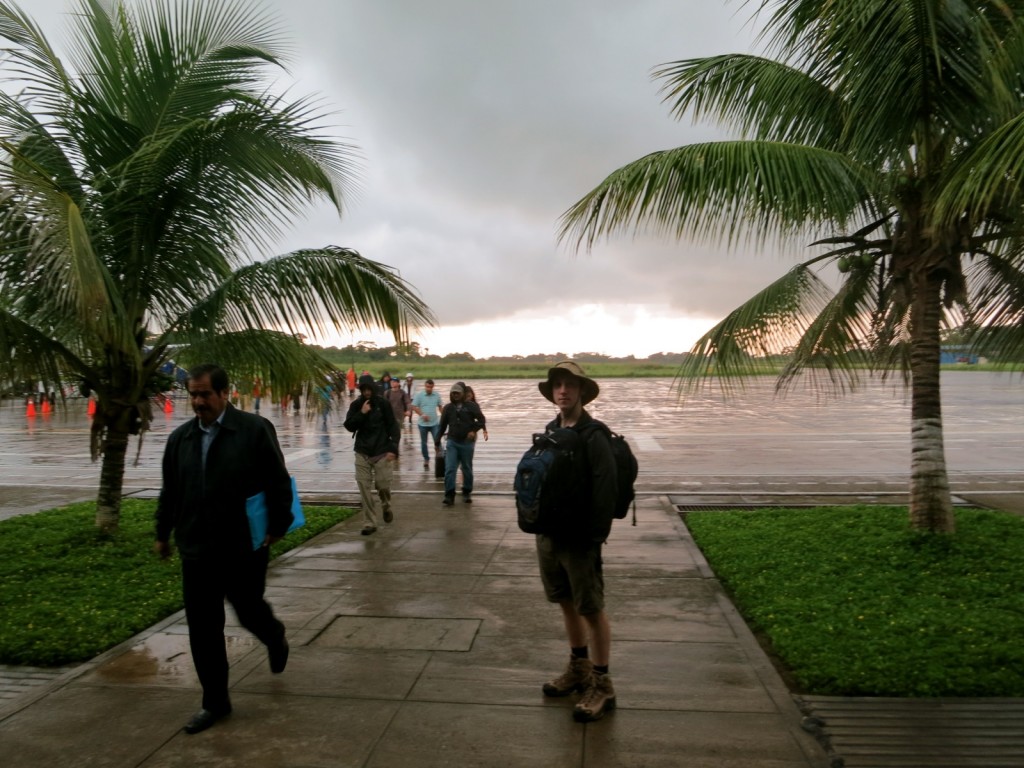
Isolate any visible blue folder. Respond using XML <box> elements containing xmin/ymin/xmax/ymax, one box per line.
<box><xmin>246</xmin><ymin>476</ymin><xmax>306</xmax><ymax>550</ymax></box>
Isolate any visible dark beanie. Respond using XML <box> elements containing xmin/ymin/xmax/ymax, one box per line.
<box><xmin>357</xmin><ymin>374</ymin><xmax>375</xmax><ymax>391</ymax></box>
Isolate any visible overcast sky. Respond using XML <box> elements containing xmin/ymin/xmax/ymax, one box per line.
<box><xmin>23</xmin><ymin>0</ymin><xmax>793</xmax><ymax>358</ymax></box>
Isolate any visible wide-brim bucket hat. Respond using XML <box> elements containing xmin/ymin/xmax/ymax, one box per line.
<box><xmin>538</xmin><ymin>360</ymin><xmax>600</xmax><ymax>405</ymax></box>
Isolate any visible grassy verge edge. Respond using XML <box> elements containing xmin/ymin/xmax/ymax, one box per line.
<box><xmin>685</xmin><ymin>505</ymin><xmax>1024</xmax><ymax>697</ymax></box>
<box><xmin>0</xmin><ymin>499</ymin><xmax>355</xmax><ymax>666</ymax></box>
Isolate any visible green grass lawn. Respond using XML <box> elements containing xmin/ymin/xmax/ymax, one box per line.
<box><xmin>0</xmin><ymin>499</ymin><xmax>355</xmax><ymax>666</ymax></box>
<box><xmin>686</xmin><ymin>505</ymin><xmax>1024</xmax><ymax>697</ymax></box>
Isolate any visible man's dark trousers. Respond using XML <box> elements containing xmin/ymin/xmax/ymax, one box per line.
<box><xmin>182</xmin><ymin>547</ymin><xmax>284</xmax><ymax>711</ymax></box>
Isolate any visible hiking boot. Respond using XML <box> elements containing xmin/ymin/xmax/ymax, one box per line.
<box><xmin>573</xmin><ymin>671</ymin><xmax>616</xmax><ymax>722</ymax></box>
<box><xmin>462</xmin><ymin>492</ymin><xmax>472</xmax><ymax>504</ymax></box>
<box><xmin>361</xmin><ymin>525</ymin><xmax>377</xmax><ymax>536</ymax></box>
<box><xmin>542</xmin><ymin>655</ymin><xmax>593</xmax><ymax>697</ymax></box>
<box><xmin>442</xmin><ymin>494</ymin><xmax>455</xmax><ymax>506</ymax></box>
<box><xmin>382</xmin><ymin>505</ymin><xmax>393</xmax><ymax>524</ymax></box>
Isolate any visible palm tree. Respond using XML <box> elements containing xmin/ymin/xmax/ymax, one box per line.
<box><xmin>0</xmin><ymin>0</ymin><xmax>435</xmax><ymax>533</ymax></box>
<box><xmin>560</xmin><ymin>0</ymin><xmax>1024</xmax><ymax>533</ymax></box>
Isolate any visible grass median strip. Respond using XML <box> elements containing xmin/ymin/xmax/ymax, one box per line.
<box><xmin>0</xmin><ymin>499</ymin><xmax>355</xmax><ymax>666</ymax></box>
<box><xmin>686</xmin><ymin>505</ymin><xmax>1024</xmax><ymax>697</ymax></box>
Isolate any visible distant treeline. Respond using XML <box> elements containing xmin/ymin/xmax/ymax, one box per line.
<box><xmin>312</xmin><ymin>343</ymin><xmax>1017</xmax><ymax>380</ymax></box>
<box><xmin>315</xmin><ymin>343</ymin><xmax>692</xmax><ymax>366</ymax></box>
<box><xmin>312</xmin><ymin>345</ymin><xmax>696</xmax><ymax>379</ymax></box>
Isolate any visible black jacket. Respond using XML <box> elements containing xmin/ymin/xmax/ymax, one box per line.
<box><xmin>156</xmin><ymin>405</ymin><xmax>293</xmax><ymax>559</ymax></box>
<box><xmin>344</xmin><ymin>394</ymin><xmax>401</xmax><ymax>456</ymax></box>
<box><xmin>437</xmin><ymin>401</ymin><xmax>486</xmax><ymax>443</ymax></box>
<box><xmin>545</xmin><ymin>409</ymin><xmax>617</xmax><ymax>544</ymax></box>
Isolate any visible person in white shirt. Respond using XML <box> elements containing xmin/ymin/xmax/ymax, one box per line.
<box><xmin>411</xmin><ymin>378</ymin><xmax>443</xmax><ymax>469</ymax></box>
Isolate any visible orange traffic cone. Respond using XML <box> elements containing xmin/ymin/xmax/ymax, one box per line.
<box><xmin>87</xmin><ymin>397</ymin><xmax>96</xmax><ymax>416</ymax></box>
<box><xmin>26</xmin><ymin>398</ymin><xmax>36</xmax><ymax>417</ymax></box>
<box><xmin>41</xmin><ymin>398</ymin><xmax>52</xmax><ymax>414</ymax></box>
<box><xmin>164</xmin><ymin>396</ymin><xmax>173</xmax><ymax>414</ymax></box>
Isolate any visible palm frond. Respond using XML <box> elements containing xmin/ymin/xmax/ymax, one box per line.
<box><xmin>0</xmin><ymin>305</ymin><xmax>93</xmax><ymax>388</ymax></box>
<box><xmin>754</xmin><ymin>0</ymin><xmax>1019</xmax><ymax>164</ymax></box>
<box><xmin>0</xmin><ymin>1</ymin><xmax>73</xmax><ymax>105</ymax></box>
<box><xmin>159</xmin><ymin>246</ymin><xmax>436</xmax><ymax>346</ymax></box>
<box><xmin>964</xmin><ymin>249</ymin><xmax>1024</xmax><ymax>363</ymax></box>
<box><xmin>559</xmin><ymin>140</ymin><xmax>871</xmax><ymax>251</ymax></box>
<box><xmin>654</xmin><ymin>54</ymin><xmax>844</xmax><ymax>147</ymax></box>
<box><xmin>936</xmin><ymin>110</ymin><xmax>1024</xmax><ymax>225</ymax></box>
<box><xmin>674</xmin><ymin>263</ymin><xmax>833</xmax><ymax>398</ymax></box>
<box><xmin>171</xmin><ymin>329</ymin><xmax>335</xmax><ymax>398</ymax></box>
<box><xmin>778</xmin><ymin>255</ymin><xmax>887</xmax><ymax>394</ymax></box>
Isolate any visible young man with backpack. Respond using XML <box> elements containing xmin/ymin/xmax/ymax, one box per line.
<box><xmin>532</xmin><ymin>361</ymin><xmax>618</xmax><ymax>722</ymax></box>
<box><xmin>343</xmin><ymin>374</ymin><xmax>400</xmax><ymax>535</ymax></box>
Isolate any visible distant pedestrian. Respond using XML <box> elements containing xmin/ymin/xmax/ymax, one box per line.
<box><xmin>344</xmin><ymin>374</ymin><xmax>400</xmax><ymax>535</ymax></box>
<box><xmin>385</xmin><ymin>378</ymin><xmax>411</xmax><ymax>427</ymax></box>
<box><xmin>155</xmin><ymin>363</ymin><xmax>292</xmax><ymax>735</ymax></box>
<box><xmin>346</xmin><ymin>366</ymin><xmax>357</xmax><ymax>397</ymax></box>
<box><xmin>403</xmin><ymin>373</ymin><xmax>417</xmax><ymax>425</ymax></box>
<box><xmin>436</xmin><ymin>382</ymin><xmax>487</xmax><ymax>506</ymax></box>
<box><xmin>411</xmin><ymin>379</ymin><xmax>443</xmax><ymax>468</ymax></box>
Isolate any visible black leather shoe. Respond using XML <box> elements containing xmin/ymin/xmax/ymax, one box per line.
<box><xmin>184</xmin><ymin>705</ymin><xmax>231</xmax><ymax>734</ymax></box>
<box><xmin>269</xmin><ymin>637</ymin><xmax>289</xmax><ymax>674</ymax></box>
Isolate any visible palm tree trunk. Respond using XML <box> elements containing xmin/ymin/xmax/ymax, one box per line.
<box><xmin>908</xmin><ymin>273</ymin><xmax>956</xmax><ymax>533</ymax></box>
<box><xmin>95</xmin><ymin>425</ymin><xmax>129</xmax><ymax>535</ymax></box>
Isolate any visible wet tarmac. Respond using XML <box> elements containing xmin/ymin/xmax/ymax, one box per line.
<box><xmin>1</xmin><ymin>371</ymin><xmax>1022</xmax><ymax>519</ymax></box>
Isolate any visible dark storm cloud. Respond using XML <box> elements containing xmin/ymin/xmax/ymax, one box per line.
<box><xmin>280</xmin><ymin>0</ymin><xmax>789</xmax><ymax>328</ymax></box>
<box><xmin>25</xmin><ymin>0</ymin><xmax>792</xmax><ymax>339</ymax></box>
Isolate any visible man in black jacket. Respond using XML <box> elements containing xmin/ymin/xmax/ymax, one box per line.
<box><xmin>435</xmin><ymin>382</ymin><xmax>487</xmax><ymax>506</ymax></box>
<box><xmin>344</xmin><ymin>374</ymin><xmax>400</xmax><ymax>535</ymax></box>
<box><xmin>155</xmin><ymin>363</ymin><xmax>293</xmax><ymax>735</ymax></box>
<box><xmin>534</xmin><ymin>361</ymin><xmax>618</xmax><ymax>723</ymax></box>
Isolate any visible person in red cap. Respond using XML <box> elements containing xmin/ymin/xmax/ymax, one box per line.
<box><xmin>534</xmin><ymin>360</ymin><xmax>618</xmax><ymax>722</ymax></box>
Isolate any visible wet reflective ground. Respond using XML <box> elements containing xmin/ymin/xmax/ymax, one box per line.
<box><xmin>1</xmin><ymin>371</ymin><xmax>1022</xmax><ymax>519</ymax></box>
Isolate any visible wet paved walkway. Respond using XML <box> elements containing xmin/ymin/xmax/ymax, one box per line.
<box><xmin>0</xmin><ymin>372</ymin><xmax>1022</xmax><ymax>766</ymax></box>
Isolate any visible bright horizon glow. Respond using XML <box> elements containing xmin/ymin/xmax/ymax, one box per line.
<box><xmin>319</xmin><ymin>303</ymin><xmax>718</xmax><ymax>359</ymax></box>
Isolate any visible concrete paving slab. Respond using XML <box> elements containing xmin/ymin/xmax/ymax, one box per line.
<box><xmin>609</xmin><ymin>600</ymin><xmax>739</xmax><ymax>644</ymax></box>
<box><xmin>138</xmin><ymin>694</ymin><xmax>401</xmax><ymax>768</ymax></box>
<box><xmin>278</xmin><ymin>555</ymin><xmax>491</xmax><ymax>576</ymax></box>
<box><xmin>234</xmin><ymin>648</ymin><xmax>429</xmax><ymax>700</ymax></box>
<box><xmin>261</xmin><ymin>585</ymin><xmax>352</xmax><ymax>625</ymax></box>
<box><xmin>406</xmin><ymin>636</ymin><xmax>579</xmax><ymax>707</ymax></box>
<box><xmin>583</xmin><ymin>710</ymin><xmax>818</xmax><ymax>768</ymax></box>
<box><xmin>614</xmin><ymin>639</ymin><xmax>780</xmax><ymax>713</ymax></box>
<box><xmin>268</xmin><ymin>566</ymin><xmax>483</xmax><ymax>594</ymax></box>
<box><xmin>363</xmin><ymin>701</ymin><xmax>583</xmax><ymax>768</ymax></box>
<box><xmin>0</xmin><ymin>685</ymin><xmax>196</xmax><ymax>768</ymax></box>
<box><xmin>313</xmin><ymin>615</ymin><xmax>481</xmax><ymax>652</ymax></box>
<box><xmin>78</xmin><ymin>633</ymin><xmax>201</xmax><ymax>689</ymax></box>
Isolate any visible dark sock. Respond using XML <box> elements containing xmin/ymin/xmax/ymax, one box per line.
<box><xmin>593</xmin><ymin>664</ymin><xmax>609</xmax><ymax>675</ymax></box>
<box><xmin>571</xmin><ymin>646</ymin><xmax>589</xmax><ymax>660</ymax></box>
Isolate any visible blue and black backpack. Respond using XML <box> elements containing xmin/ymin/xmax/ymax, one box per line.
<box><xmin>514</xmin><ymin>421</ymin><xmax>637</xmax><ymax>536</ymax></box>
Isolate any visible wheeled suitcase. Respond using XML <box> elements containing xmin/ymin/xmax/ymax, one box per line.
<box><xmin>434</xmin><ymin>447</ymin><xmax>445</xmax><ymax>479</ymax></box>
